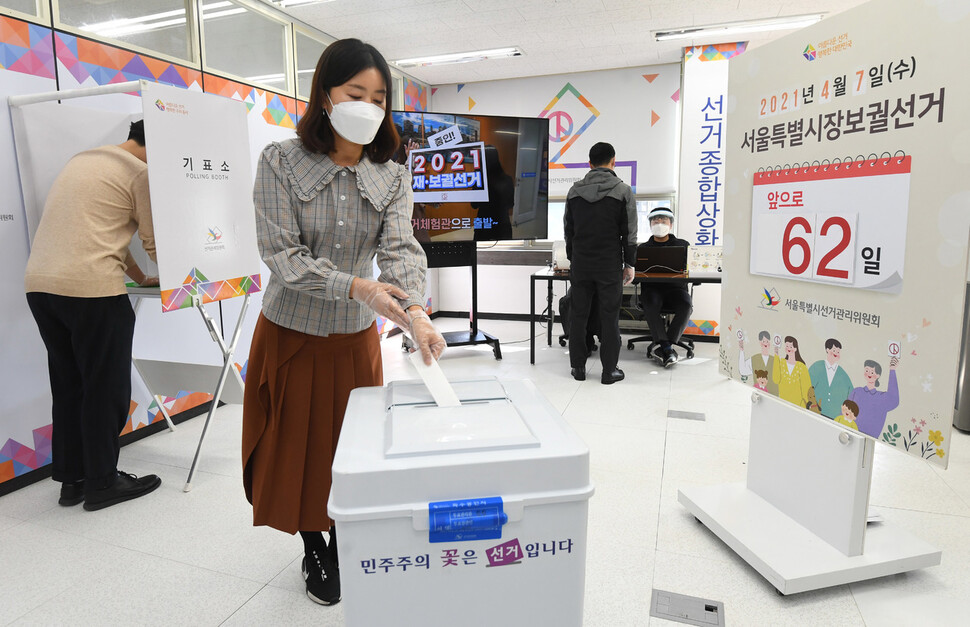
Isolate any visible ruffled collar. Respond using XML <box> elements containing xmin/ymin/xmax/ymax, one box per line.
<box><xmin>273</xmin><ymin>138</ymin><xmax>403</xmax><ymax>210</ymax></box>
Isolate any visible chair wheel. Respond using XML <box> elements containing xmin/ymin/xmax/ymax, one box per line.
<box><xmin>559</xmin><ymin>337</ymin><xmax>566</xmax><ymax>347</ymax></box>
<box><xmin>627</xmin><ymin>341</ymin><xmax>634</xmax><ymax>350</ymax></box>
<box><xmin>687</xmin><ymin>350</ymin><xmax>694</xmax><ymax>359</ymax></box>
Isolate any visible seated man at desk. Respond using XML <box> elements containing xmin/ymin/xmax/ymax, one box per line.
<box><xmin>637</xmin><ymin>207</ymin><xmax>692</xmax><ymax>367</ymax></box>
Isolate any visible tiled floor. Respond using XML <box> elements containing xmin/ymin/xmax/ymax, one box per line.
<box><xmin>2</xmin><ymin>318</ymin><xmax>968</xmax><ymax>626</ymax></box>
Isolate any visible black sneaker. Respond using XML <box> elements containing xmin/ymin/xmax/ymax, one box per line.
<box><xmin>83</xmin><ymin>472</ymin><xmax>161</xmax><ymax>511</ymax></box>
<box><xmin>302</xmin><ymin>548</ymin><xmax>340</xmax><ymax>605</ymax></box>
<box><xmin>662</xmin><ymin>348</ymin><xmax>679</xmax><ymax>368</ymax></box>
<box><xmin>58</xmin><ymin>480</ymin><xmax>85</xmax><ymax>506</ymax></box>
<box><xmin>328</xmin><ymin>526</ymin><xmax>339</xmax><ymax>569</ymax></box>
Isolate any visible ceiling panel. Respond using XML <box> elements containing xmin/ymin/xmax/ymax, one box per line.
<box><xmin>278</xmin><ymin>0</ymin><xmax>869</xmax><ymax>85</ymax></box>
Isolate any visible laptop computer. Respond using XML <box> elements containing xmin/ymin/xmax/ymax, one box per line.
<box><xmin>635</xmin><ymin>245</ymin><xmax>688</xmax><ymax>273</ymax></box>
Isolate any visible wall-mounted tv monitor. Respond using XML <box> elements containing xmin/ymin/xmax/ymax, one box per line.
<box><xmin>392</xmin><ymin>111</ymin><xmax>549</xmax><ymax>242</ymax></box>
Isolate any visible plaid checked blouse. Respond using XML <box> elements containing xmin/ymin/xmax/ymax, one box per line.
<box><xmin>253</xmin><ymin>139</ymin><xmax>427</xmax><ymax>336</ymax></box>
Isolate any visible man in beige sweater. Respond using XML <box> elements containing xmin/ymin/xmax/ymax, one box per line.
<box><xmin>25</xmin><ymin>120</ymin><xmax>162</xmax><ymax>511</ymax></box>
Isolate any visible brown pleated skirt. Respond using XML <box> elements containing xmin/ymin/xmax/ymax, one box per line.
<box><xmin>242</xmin><ymin>313</ymin><xmax>382</xmax><ymax>534</ymax></box>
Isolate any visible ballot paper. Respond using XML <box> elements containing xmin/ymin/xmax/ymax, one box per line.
<box><xmin>408</xmin><ymin>350</ymin><xmax>461</xmax><ymax>407</ymax></box>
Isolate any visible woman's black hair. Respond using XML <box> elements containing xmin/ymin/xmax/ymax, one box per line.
<box><xmin>296</xmin><ymin>38</ymin><xmax>399</xmax><ymax>162</ymax></box>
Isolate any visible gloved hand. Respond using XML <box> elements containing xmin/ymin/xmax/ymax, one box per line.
<box><xmin>408</xmin><ymin>308</ymin><xmax>446</xmax><ymax>365</ymax></box>
<box><xmin>622</xmin><ymin>266</ymin><xmax>635</xmax><ymax>286</ymax></box>
<box><xmin>350</xmin><ymin>278</ymin><xmax>411</xmax><ymax>330</ymax></box>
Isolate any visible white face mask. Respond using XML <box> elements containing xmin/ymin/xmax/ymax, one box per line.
<box><xmin>651</xmin><ymin>222</ymin><xmax>671</xmax><ymax>238</ymax></box>
<box><xmin>325</xmin><ymin>93</ymin><xmax>385</xmax><ymax>145</ymax></box>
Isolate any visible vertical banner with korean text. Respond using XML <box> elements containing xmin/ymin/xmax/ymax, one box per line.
<box><xmin>721</xmin><ymin>0</ymin><xmax>970</xmax><ymax>467</ymax></box>
<box><xmin>678</xmin><ymin>43</ymin><xmax>745</xmax><ymax>246</ymax></box>
<box><xmin>678</xmin><ymin>44</ymin><xmax>746</xmax><ymax>335</ymax></box>
<box><xmin>143</xmin><ymin>82</ymin><xmax>261</xmax><ymax>312</ymax></box>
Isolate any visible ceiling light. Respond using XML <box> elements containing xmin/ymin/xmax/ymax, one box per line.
<box><xmin>654</xmin><ymin>14</ymin><xmax>824</xmax><ymax>42</ymax></box>
<box><xmin>393</xmin><ymin>47</ymin><xmax>523</xmax><ymax>68</ymax></box>
<box><xmin>82</xmin><ymin>2</ymin><xmax>243</xmax><ymax>38</ymax></box>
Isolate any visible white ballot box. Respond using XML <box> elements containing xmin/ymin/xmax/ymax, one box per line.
<box><xmin>329</xmin><ymin>377</ymin><xmax>593</xmax><ymax>626</ymax></box>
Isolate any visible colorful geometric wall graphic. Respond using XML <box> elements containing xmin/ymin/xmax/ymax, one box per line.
<box><xmin>685</xmin><ymin>42</ymin><xmax>747</xmax><ymax>62</ymax></box>
<box><xmin>160</xmin><ymin>267</ymin><xmax>262</xmax><ymax>313</ymax></box>
<box><xmin>651</xmin><ymin>111</ymin><xmax>660</xmax><ymax>126</ymax></box>
<box><xmin>203</xmin><ymin>73</ymin><xmax>297</xmax><ymax>128</ymax></box>
<box><xmin>0</xmin><ymin>15</ymin><xmax>54</xmax><ymax>79</ymax></box>
<box><xmin>538</xmin><ymin>82</ymin><xmax>601</xmax><ymax>166</ymax></box>
<box><xmin>55</xmin><ymin>32</ymin><xmax>202</xmax><ymax>90</ymax></box>
<box><xmin>468</xmin><ymin>96</ymin><xmax>476</xmax><ymax>111</ymax></box>
<box><xmin>121</xmin><ymin>391</ymin><xmax>213</xmax><ymax>436</ymax></box>
<box><xmin>0</xmin><ymin>423</ymin><xmax>52</xmax><ymax>480</ymax></box>
<box><xmin>684</xmin><ymin>319</ymin><xmax>719</xmax><ymax>336</ymax></box>
<box><xmin>403</xmin><ymin>77</ymin><xmax>428</xmax><ymax>111</ymax></box>
<box><xmin>671</xmin><ymin>89</ymin><xmax>681</xmax><ymax>103</ymax></box>
<box><xmin>643</xmin><ymin>73</ymin><xmax>659</xmax><ymax>83</ymax></box>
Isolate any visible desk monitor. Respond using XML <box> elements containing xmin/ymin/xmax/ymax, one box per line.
<box><xmin>635</xmin><ymin>246</ymin><xmax>688</xmax><ymax>273</ymax></box>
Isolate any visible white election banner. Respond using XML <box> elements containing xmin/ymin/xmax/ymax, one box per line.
<box><xmin>721</xmin><ymin>0</ymin><xmax>970</xmax><ymax>468</ymax></box>
<box><xmin>678</xmin><ymin>47</ymin><xmax>732</xmax><ymax>246</ymax></box>
<box><xmin>142</xmin><ymin>83</ymin><xmax>261</xmax><ymax>312</ymax></box>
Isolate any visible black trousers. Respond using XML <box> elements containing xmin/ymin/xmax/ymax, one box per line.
<box><xmin>568</xmin><ymin>271</ymin><xmax>622</xmax><ymax>371</ymax></box>
<box><xmin>639</xmin><ymin>287</ymin><xmax>693</xmax><ymax>345</ymax></box>
<box><xmin>26</xmin><ymin>292</ymin><xmax>135</xmax><ymax>489</ymax></box>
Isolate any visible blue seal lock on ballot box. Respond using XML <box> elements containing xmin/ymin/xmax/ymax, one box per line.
<box><xmin>429</xmin><ymin>497</ymin><xmax>508</xmax><ymax>543</ymax></box>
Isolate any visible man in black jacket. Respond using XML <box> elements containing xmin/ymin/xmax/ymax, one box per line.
<box><xmin>638</xmin><ymin>207</ymin><xmax>693</xmax><ymax>367</ymax></box>
<box><xmin>564</xmin><ymin>142</ymin><xmax>636</xmax><ymax>384</ymax></box>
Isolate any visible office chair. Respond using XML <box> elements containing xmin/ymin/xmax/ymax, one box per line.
<box><xmin>626</xmin><ymin>283</ymin><xmax>695</xmax><ymax>361</ymax></box>
<box><xmin>557</xmin><ymin>286</ymin><xmax>598</xmax><ymax>352</ymax></box>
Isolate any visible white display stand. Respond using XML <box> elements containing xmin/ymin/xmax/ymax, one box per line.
<box><xmin>679</xmin><ymin>392</ymin><xmax>940</xmax><ymax>594</ymax></box>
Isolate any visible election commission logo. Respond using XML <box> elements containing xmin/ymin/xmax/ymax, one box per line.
<box><xmin>206</xmin><ymin>226</ymin><xmax>223</xmax><ymax>243</ymax></box>
<box><xmin>803</xmin><ymin>44</ymin><xmax>817</xmax><ymax>61</ymax></box>
<box><xmin>760</xmin><ymin>287</ymin><xmax>781</xmax><ymax>310</ymax></box>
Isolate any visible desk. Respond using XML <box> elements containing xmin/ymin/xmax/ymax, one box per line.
<box><xmin>529</xmin><ymin>268</ymin><xmax>722</xmax><ymax>364</ymax></box>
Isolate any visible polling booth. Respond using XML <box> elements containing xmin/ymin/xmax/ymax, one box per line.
<box><xmin>680</xmin><ymin>0</ymin><xmax>967</xmax><ymax>594</ymax></box>
<box><xmin>8</xmin><ymin>80</ymin><xmax>264</xmax><ymax>489</ymax></box>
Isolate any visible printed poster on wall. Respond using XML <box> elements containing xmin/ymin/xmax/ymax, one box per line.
<box><xmin>142</xmin><ymin>82</ymin><xmax>261</xmax><ymax>312</ymax></box>
<box><xmin>720</xmin><ymin>0</ymin><xmax>970</xmax><ymax>468</ymax></box>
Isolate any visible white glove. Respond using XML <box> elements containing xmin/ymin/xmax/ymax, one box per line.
<box><xmin>622</xmin><ymin>266</ymin><xmax>635</xmax><ymax>286</ymax></box>
<box><xmin>408</xmin><ymin>309</ymin><xmax>446</xmax><ymax>365</ymax></box>
<box><xmin>350</xmin><ymin>278</ymin><xmax>411</xmax><ymax>330</ymax></box>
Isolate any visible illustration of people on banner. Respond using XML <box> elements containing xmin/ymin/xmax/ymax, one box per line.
<box><xmin>738</xmin><ymin>331</ymin><xmax>904</xmax><ymax>440</ymax></box>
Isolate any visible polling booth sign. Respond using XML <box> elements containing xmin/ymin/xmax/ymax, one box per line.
<box><xmin>142</xmin><ymin>82</ymin><xmax>261</xmax><ymax>313</ymax></box>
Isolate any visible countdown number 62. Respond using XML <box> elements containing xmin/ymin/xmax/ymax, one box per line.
<box><xmin>782</xmin><ymin>216</ymin><xmax>852</xmax><ymax>279</ymax></box>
